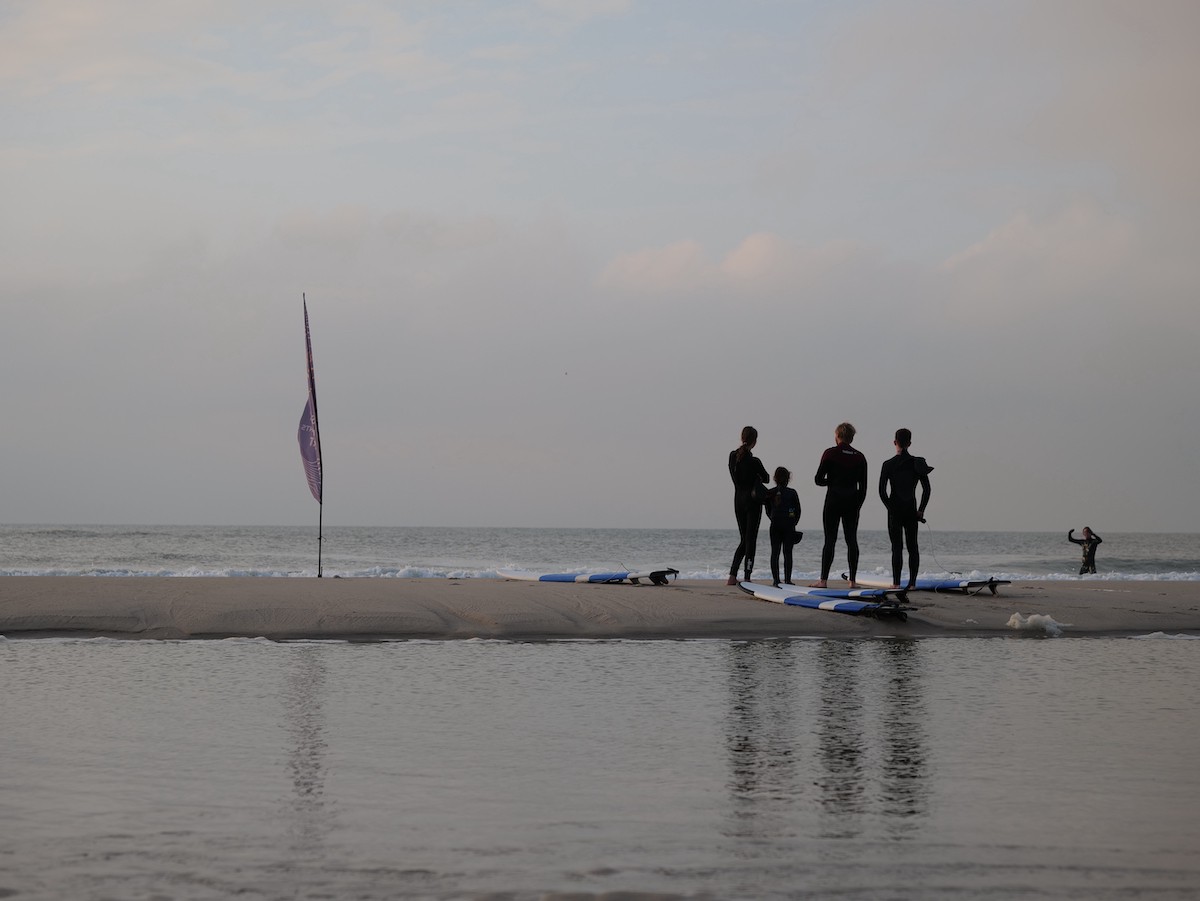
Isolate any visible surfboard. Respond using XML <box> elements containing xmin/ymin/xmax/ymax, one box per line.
<box><xmin>738</xmin><ymin>582</ymin><xmax>914</xmax><ymax>620</ymax></box>
<box><xmin>498</xmin><ymin>568</ymin><xmax>680</xmax><ymax>586</ymax></box>
<box><xmin>847</xmin><ymin>575</ymin><xmax>1011</xmax><ymax>595</ymax></box>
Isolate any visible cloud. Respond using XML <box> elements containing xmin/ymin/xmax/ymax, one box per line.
<box><xmin>939</xmin><ymin>201</ymin><xmax>1136</xmax><ymax>319</ymax></box>
<box><xmin>598</xmin><ymin>233</ymin><xmax>866</xmax><ymax>298</ymax></box>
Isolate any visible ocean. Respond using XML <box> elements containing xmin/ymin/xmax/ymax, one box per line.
<box><xmin>2</xmin><ymin>523</ymin><xmax>1199</xmax><ymax>581</ymax></box>
<box><xmin>3</xmin><ymin>525</ymin><xmax>1200</xmax><ymax>899</ymax></box>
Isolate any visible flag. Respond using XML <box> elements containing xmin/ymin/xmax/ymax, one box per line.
<box><xmin>298</xmin><ymin>299</ymin><xmax>322</xmax><ymax>503</ymax></box>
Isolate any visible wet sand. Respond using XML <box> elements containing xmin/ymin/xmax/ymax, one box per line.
<box><xmin>2</xmin><ymin>576</ymin><xmax>1198</xmax><ymax>640</ymax></box>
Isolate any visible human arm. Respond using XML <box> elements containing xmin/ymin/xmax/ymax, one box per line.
<box><xmin>917</xmin><ymin>473</ymin><xmax>931</xmax><ymax>520</ymax></box>
<box><xmin>854</xmin><ymin>456</ymin><xmax>869</xmax><ymax>509</ymax></box>
<box><xmin>1068</xmin><ymin>530</ymin><xmax>1081</xmax><ymax>545</ymax></box>
<box><xmin>814</xmin><ymin>451</ymin><xmax>830</xmax><ymax>487</ymax></box>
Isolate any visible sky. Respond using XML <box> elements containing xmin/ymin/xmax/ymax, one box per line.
<box><xmin>2</xmin><ymin>0</ymin><xmax>1198</xmax><ymax>533</ymax></box>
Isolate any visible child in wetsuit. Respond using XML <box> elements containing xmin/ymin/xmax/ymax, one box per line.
<box><xmin>763</xmin><ymin>466</ymin><xmax>802</xmax><ymax>587</ymax></box>
<box><xmin>1068</xmin><ymin>527</ymin><xmax>1103</xmax><ymax>574</ymax></box>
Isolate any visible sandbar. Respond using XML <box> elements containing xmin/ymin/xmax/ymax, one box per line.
<box><xmin>1</xmin><ymin>576</ymin><xmax>1198</xmax><ymax>640</ymax></box>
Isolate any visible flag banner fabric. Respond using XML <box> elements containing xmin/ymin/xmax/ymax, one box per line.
<box><xmin>298</xmin><ymin>301</ymin><xmax>323</xmax><ymax>503</ymax></box>
<box><xmin>298</xmin><ymin>395</ymin><xmax>321</xmax><ymax>502</ymax></box>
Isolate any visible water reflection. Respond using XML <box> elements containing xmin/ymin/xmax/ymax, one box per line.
<box><xmin>723</xmin><ymin>638</ymin><xmax>930</xmax><ymax>846</ymax></box>
<box><xmin>723</xmin><ymin>641</ymin><xmax>802</xmax><ymax>840</ymax></box>
<box><xmin>817</xmin><ymin>641</ymin><xmax>866</xmax><ymax>833</ymax></box>
<box><xmin>879</xmin><ymin>640</ymin><xmax>929</xmax><ymax>831</ymax></box>
<box><xmin>281</xmin><ymin>646</ymin><xmax>333</xmax><ymax>852</ymax></box>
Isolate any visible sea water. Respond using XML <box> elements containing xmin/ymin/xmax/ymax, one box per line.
<box><xmin>2</xmin><ymin>524</ymin><xmax>1199</xmax><ymax>580</ymax></box>
<box><xmin>2</xmin><ymin>636</ymin><xmax>1199</xmax><ymax>900</ymax></box>
<box><xmin>3</xmin><ymin>525</ymin><xmax>1200</xmax><ymax>899</ymax></box>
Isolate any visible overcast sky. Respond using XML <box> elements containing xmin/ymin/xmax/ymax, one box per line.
<box><xmin>2</xmin><ymin>0</ymin><xmax>1197</xmax><ymax>532</ymax></box>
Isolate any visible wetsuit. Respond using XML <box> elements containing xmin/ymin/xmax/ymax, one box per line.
<box><xmin>878</xmin><ymin>451</ymin><xmax>933</xmax><ymax>588</ymax></box>
<box><xmin>814</xmin><ymin>443</ymin><xmax>868</xmax><ymax>582</ymax></box>
<box><xmin>763</xmin><ymin>485</ymin><xmax>802</xmax><ymax>586</ymax></box>
<box><xmin>728</xmin><ymin>447</ymin><xmax>769</xmax><ymax>580</ymax></box>
<box><xmin>1068</xmin><ymin>529</ymin><xmax>1102</xmax><ymax>574</ymax></box>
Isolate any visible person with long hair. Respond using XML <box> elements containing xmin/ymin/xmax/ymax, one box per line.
<box><xmin>727</xmin><ymin>426</ymin><xmax>769</xmax><ymax>585</ymax></box>
<box><xmin>811</xmin><ymin>422</ymin><xmax>868</xmax><ymax>588</ymax></box>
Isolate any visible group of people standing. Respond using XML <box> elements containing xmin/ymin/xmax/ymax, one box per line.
<box><xmin>727</xmin><ymin>423</ymin><xmax>932</xmax><ymax>590</ymax></box>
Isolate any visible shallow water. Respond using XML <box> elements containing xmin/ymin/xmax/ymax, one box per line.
<box><xmin>3</xmin><ymin>636</ymin><xmax>1199</xmax><ymax>899</ymax></box>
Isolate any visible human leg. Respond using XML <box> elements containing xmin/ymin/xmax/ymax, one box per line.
<box><xmin>887</xmin><ymin>513</ymin><xmax>904</xmax><ymax>588</ymax></box>
<box><xmin>843</xmin><ymin>505</ymin><xmax>861</xmax><ymax>585</ymax></box>
<box><xmin>729</xmin><ymin>496</ymin><xmax>750</xmax><ymax>584</ymax></box>
<box><xmin>904</xmin><ymin>519</ymin><xmax>920</xmax><ymax>589</ymax></box>
<box><xmin>815</xmin><ymin>499</ymin><xmax>840</xmax><ymax>586</ymax></box>
<box><xmin>743</xmin><ymin>503</ymin><xmax>763</xmax><ymax>580</ymax></box>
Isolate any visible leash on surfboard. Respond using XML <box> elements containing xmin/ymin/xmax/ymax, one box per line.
<box><xmin>921</xmin><ymin>519</ymin><xmax>962</xmax><ymax>576</ymax></box>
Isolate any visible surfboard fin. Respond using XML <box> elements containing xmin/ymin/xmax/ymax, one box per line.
<box><xmin>648</xmin><ymin>568</ymin><xmax>680</xmax><ymax>586</ymax></box>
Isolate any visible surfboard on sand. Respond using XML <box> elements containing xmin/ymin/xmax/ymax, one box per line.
<box><xmin>738</xmin><ymin>581</ymin><xmax>915</xmax><ymax>621</ymax></box>
<box><xmin>847</xmin><ymin>575</ymin><xmax>1011</xmax><ymax>595</ymax></box>
<box><xmin>499</xmin><ymin>568</ymin><xmax>680</xmax><ymax>586</ymax></box>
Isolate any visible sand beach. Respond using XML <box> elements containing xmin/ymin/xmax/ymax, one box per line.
<box><xmin>1</xmin><ymin>576</ymin><xmax>1198</xmax><ymax>640</ymax></box>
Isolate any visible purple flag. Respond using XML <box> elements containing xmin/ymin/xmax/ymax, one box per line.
<box><xmin>298</xmin><ymin>300</ymin><xmax>322</xmax><ymax>503</ymax></box>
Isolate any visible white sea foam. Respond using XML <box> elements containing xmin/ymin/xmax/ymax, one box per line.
<box><xmin>1007</xmin><ymin>612</ymin><xmax>1069</xmax><ymax>636</ymax></box>
<box><xmin>1130</xmin><ymin>631</ymin><xmax>1200</xmax><ymax>640</ymax></box>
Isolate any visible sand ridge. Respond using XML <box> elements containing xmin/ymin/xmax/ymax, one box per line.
<box><xmin>1</xmin><ymin>577</ymin><xmax>1198</xmax><ymax>640</ymax></box>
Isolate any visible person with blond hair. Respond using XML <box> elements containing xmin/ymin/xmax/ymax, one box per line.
<box><xmin>811</xmin><ymin>422</ymin><xmax>867</xmax><ymax>588</ymax></box>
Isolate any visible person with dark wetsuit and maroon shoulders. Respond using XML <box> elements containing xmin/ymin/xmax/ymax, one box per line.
<box><xmin>810</xmin><ymin>422</ymin><xmax>868</xmax><ymax>588</ymax></box>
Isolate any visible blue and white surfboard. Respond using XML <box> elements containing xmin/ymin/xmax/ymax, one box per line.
<box><xmin>850</xmin><ymin>575</ymin><xmax>1010</xmax><ymax>595</ymax></box>
<box><xmin>739</xmin><ymin>582</ymin><xmax>912</xmax><ymax>619</ymax></box>
<box><xmin>499</xmin><ymin>568</ymin><xmax>679</xmax><ymax>586</ymax></box>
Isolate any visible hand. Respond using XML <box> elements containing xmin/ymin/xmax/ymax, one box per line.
<box><xmin>918</xmin><ymin>514</ymin><xmax>926</xmax><ymax>523</ymax></box>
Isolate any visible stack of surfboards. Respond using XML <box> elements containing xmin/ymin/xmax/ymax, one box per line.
<box><xmin>738</xmin><ymin>582</ymin><xmax>914</xmax><ymax>620</ymax></box>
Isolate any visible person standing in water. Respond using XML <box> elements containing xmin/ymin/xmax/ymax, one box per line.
<box><xmin>878</xmin><ymin>428</ymin><xmax>933</xmax><ymax>590</ymax></box>
<box><xmin>811</xmin><ymin>422</ymin><xmax>868</xmax><ymax>588</ymax></box>
<box><xmin>727</xmin><ymin>426</ymin><xmax>770</xmax><ymax>586</ymax></box>
<box><xmin>763</xmin><ymin>466</ymin><xmax>802</xmax><ymax>587</ymax></box>
<box><xmin>1068</xmin><ymin>527</ymin><xmax>1103</xmax><ymax>574</ymax></box>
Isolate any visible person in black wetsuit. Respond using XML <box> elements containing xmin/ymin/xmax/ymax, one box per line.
<box><xmin>763</xmin><ymin>466</ymin><xmax>802</xmax><ymax>587</ymax></box>
<box><xmin>811</xmin><ymin>422</ymin><xmax>868</xmax><ymax>588</ymax></box>
<box><xmin>727</xmin><ymin>426</ymin><xmax>770</xmax><ymax>585</ymax></box>
<box><xmin>878</xmin><ymin>428</ymin><xmax>933</xmax><ymax>590</ymax></box>
<box><xmin>1068</xmin><ymin>527</ymin><xmax>1102</xmax><ymax>574</ymax></box>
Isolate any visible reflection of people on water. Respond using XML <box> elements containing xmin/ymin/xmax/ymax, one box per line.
<box><xmin>1068</xmin><ymin>527</ymin><xmax>1103</xmax><ymax>574</ymax></box>
<box><xmin>723</xmin><ymin>641</ymin><xmax>801</xmax><ymax>836</ymax></box>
